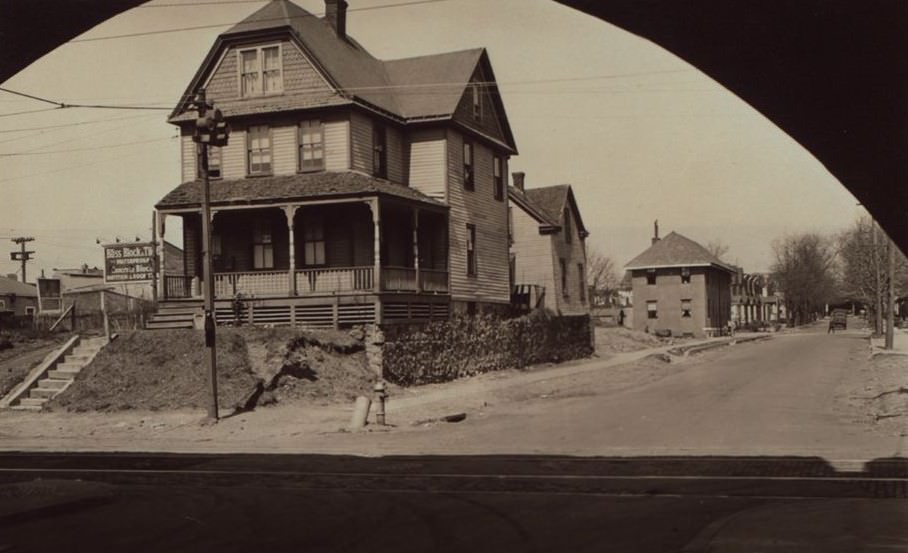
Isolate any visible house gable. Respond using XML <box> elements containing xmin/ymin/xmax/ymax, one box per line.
<box><xmin>451</xmin><ymin>53</ymin><xmax>516</xmax><ymax>153</ymax></box>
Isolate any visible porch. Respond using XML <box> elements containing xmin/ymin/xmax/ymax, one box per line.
<box><xmin>155</xmin><ymin>195</ymin><xmax>449</xmax><ymax>324</ymax></box>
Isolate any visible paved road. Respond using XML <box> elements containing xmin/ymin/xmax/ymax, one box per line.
<box><xmin>361</xmin><ymin>327</ymin><xmax>902</xmax><ymax>460</ymax></box>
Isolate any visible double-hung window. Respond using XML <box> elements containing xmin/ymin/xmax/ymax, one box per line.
<box><xmin>564</xmin><ymin>209</ymin><xmax>572</xmax><ymax>243</ymax></box>
<box><xmin>372</xmin><ymin>125</ymin><xmax>386</xmax><ymax>178</ymax></box>
<box><xmin>681</xmin><ymin>267</ymin><xmax>691</xmax><ymax>284</ymax></box>
<box><xmin>646</xmin><ymin>269</ymin><xmax>657</xmax><ymax>285</ymax></box>
<box><xmin>299</xmin><ymin>120</ymin><xmax>324</xmax><ymax>172</ymax></box>
<box><xmin>647</xmin><ymin>301</ymin><xmax>658</xmax><ymax>319</ymax></box>
<box><xmin>493</xmin><ymin>156</ymin><xmax>503</xmax><ymax>201</ymax></box>
<box><xmin>463</xmin><ymin>142</ymin><xmax>474</xmax><ymax>190</ymax></box>
<box><xmin>578</xmin><ymin>263</ymin><xmax>585</xmax><ymax>302</ymax></box>
<box><xmin>560</xmin><ymin>258</ymin><xmax>568</xmax><ymax>297</ymax></box>
<box><xmin>472</xmin><ymin>84</ymin><xmax>482</xmax><ymax>121</ymax></box>
<box><xmin>466</xmin><ymin>224</ymin><xmax>477</xmax><ymax>276</ymax></box>
<box><xmin>239</xmin><ymin>45</ymin><xmax>282</xmax><ymax>97</ymax></box>
<box><xmin>303</xmin><ymin>219</ymin><xmax>326</xmax><ymax>266</ymax></box>
<box><xmin>252</xmin><ymin>220</ymin><xmax>274</xmax><ymax>269</ymax></box>
<box><xmin>247</xmin><ymin>125</ymin><xmax>271</xmax><ymax>175</ymax></box>
<box><xmin>681</xmin><ymin>299</ymin><xmax>692</xmax><ymax>318</ymax></box>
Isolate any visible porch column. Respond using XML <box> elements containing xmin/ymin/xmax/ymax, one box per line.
<box><xmin>412</xmin><ymin>207</ymin><xmax>421</xmax><ymax>292</ymax></box>
<box><xmin>156</xmin><ymin>211</ymin><xmax>167</xmax><ymax>300</ymax></box>
<box><xmin>283</xmin><ymin>205</ymin><xmax>298</xmax><ymax>296</ymax></box>
<box><xmin>370</xmin><ymin>198</ymin><xmax>382</xmax><ymax>323</ymax></box>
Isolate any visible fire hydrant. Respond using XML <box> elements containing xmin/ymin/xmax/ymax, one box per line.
<box><xmin>373</xmin><ymin>380</ymin><xmax>388</xmax><ymax>425</ymax></box>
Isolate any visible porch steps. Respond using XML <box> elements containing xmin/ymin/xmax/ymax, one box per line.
<box><xmin>9</xmin><ymin>336</ymin><xmax>108</xmax><ymax>411</ymax></box>
<box><xmin>146</xmin><ymin>301</ymin><xmax>201</xmax><ymax>330</ymax></box>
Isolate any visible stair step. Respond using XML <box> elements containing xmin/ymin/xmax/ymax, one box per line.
<box><xmin>38</xmin><ymin>378</ymin><xmax>69</xmax><ymax>389</ymax></box>
<box><xmin>48</xmin><ymin>369</ymin><xmax>80</xmax><ymax>379</ymax></box>
<box><xmin>30</xmin><ymin>388</ymin><xmax>59</xmax><ymax>399</ymax></box>
<box><xmin>19</xmin><ymin>397</ymin><xmax>47</xmax><ymax>407</ymax></box>
<box><xmin>56</xmin><ymin>362</ymin><xmax>83</xmax><ymax>372</ymax></box>
<box><xmin>11</xmin><ymin>404</ymin><xmax>43</xmax><ymax>411</ymax></box>
<box><xmin>147</xmin><ymin>321</ymin><xmax>194</xmax><ymax>330</ymax></box>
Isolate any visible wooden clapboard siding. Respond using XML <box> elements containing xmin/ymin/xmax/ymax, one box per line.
<box><xmin>350</xmin><ymin>110</ymin><xmax>372</xmax><ymax>174</ymax></box>
<box><xmin>221</xmin><ymin>127</ymin><xmax>246</xmax><ymax>178</ymax></box>
<box><xmin>386</xmin><ymin>125</ymin><xmax>407</xmax><ymax>184</ymax></box>
<box><xmin>549</xmin><ymin>203</ymin><xmax>589</xmax><ymax>315</ymax></box>
<box><xmin>408</xmin><ymin>128</ymin><xmax>446</xmax><ymax>201</ymax></box>
<box><xmin>445</xmin><ymin>129</ymin><xmax>510</xmax><ymax>303</ymax></box>
<box><xmin>181</xmin><ymin>132</ymin><xmax>196</xmax><ymax>182</ymax></box>
<box><xmin>510</xmin><ymin>204</ymin><xmax>556</xmax><ymax>306</ymax></box>
<box><xmin>271</xmin><ymin>123</ymin><xmax>297</xmax><ymax>175</ymax></box>
<box><xmin>324</xmin><ymin>118</ymin><xmax>350</xmax><ymax>171</ymax></box>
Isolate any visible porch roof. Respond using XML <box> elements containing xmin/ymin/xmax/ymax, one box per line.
<box><xmin>155</xmin><ymin>171</ymin><xmax>446</xmax><ymax>211</ymax></box>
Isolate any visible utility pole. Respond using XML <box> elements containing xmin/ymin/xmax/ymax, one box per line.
<box><xmin>9</xmin><ymin>237</ymin><xmax>35</xmax><ymax>283</ymax></box>
<box><xmin>192</xmin><ymin>88</ymin><xmax>229</xmax><ymax>421</ymax></box>
<box><xmin>872</xmin><ymin>221</ymin><xmax>883</xmax><ymax>336</ymax></box>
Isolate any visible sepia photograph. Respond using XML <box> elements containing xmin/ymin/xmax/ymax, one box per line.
<box><xmin>1</xmin><ymin>0</ymin><xmax>907</xmax><ymax>550</ymax></box>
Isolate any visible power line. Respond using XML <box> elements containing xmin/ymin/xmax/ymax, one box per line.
<box><xmin>0</xmin><ymin>135</ymin><xmax>176</xmax><ymax>157</ymax></box>
<box><xmin>0</xmin><ymin>112</ymin><xmax>158</xmax><ymax>134</ymax></box>
<box><xmin>0</xmin><ymin>87</ymin><xmax>171</xmax><ymax>111</ymax></box>
<box><xmin>0</xmin><ymin>107</ymin><xmax>61</xmax><ymax>119</ymax></box>
<box><xmin>69</xmin><ymin>0</ymin><xmax>452</xmax><ymax>43</ymax></box>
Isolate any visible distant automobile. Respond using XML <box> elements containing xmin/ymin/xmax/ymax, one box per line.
<box><xmin>829</xmin><ymin>309</ymin><xmax>848</xmax><ymax>331</ymax></box>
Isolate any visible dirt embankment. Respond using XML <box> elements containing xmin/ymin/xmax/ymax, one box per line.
<box><xmin>0</xmin><ymin>331</ymin><xmax>70</xmax><ymax>397</ymax></box>
<box><xmin>46</xmin><ymin>328</ymin><xmax>376</xmax><ymax>413</ymax></box>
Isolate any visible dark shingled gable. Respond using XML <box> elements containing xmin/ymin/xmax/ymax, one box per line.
<box><xmin>518</xmin><ymin>184</ymin><xmax>588</xmax><ymax>236</ymax></box>
<box><xmin>625</xmin><ymin>231</ymin><xmax>735</xmax><ymax>272</ymax></box>
<box><xmin>155</xmin><ymin>171</ymin><xmax>445</xmax><ymax>210</ymax></box>
<box><xmin>508</xmin><ymin>186</ymin><xmax>560</xmax><ymax>228</ymax></box>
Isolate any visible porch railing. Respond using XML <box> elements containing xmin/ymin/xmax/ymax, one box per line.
<box><xmin>164</xmin><ymin>274</ymin><xmax>193</xmax><ymax>299</ymax></box>
<box><xmin>419</xmin><ymin>268</ymin><xmax>449</xmax><ymax>292</ymax></box>
<box><xmin>215</xmin><ymin>271</ymin><xmax>287</xmax><ymax>297</ymax></box>
<box><xmin>381</xmin><ymin>267</ymin><xmax>417</xmax><ymax>291</ymax></box>
<box><xmin>296</xmin><ymin>266</ymin><xmax>374</xmax><ymax>294</ymax></box>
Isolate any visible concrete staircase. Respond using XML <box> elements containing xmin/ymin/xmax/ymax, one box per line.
<box><xmin>146</xmin><ymin>300</ymin><xmax>201</xmax><ymax>330</ymax></box>
<box><xmin>11</xmin><ymin>336</ymin><xmax>108</xmax><ymax>411</ymax></box>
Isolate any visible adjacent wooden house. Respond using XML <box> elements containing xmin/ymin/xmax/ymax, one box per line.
<box><xmin>508</xmin><ymin>173</ymin><xmax>589</xmax><ymax>315</ymax></box>
<box><xmin>154</xmin><ymin>0</ymin><xmax>518</xmax><ymax>327</ymax></box>
<box><xmin>625</xmin><ymin>227</ymin><xmax>733</xmax><ymax>337</ymax></box>
<box><xmin>0</xmin><ymin>275</ymin><xmax>38</xmax><ymax>318</ymax></box>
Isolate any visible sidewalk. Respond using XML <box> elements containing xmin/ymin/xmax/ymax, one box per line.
<box><xmin>869</xmin><ymin>328</ymin><xmax>908</xmax><ymax>356</ymax></box>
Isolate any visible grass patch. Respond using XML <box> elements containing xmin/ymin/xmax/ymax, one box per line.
<box><xmin>594</xmin><ymin>327</ymin><xmax>665</xmax><ymax>354</ymax></box>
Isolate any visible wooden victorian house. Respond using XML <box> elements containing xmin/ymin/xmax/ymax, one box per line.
<box><xmin>153</xmin><ymin>0</ymin><xmax>517</xmax><ymax>328</ymax></box>
<box><xmin>508</xmin><ymin>173</ymin><xmax>589</xmax><ymax>315</ymax></box>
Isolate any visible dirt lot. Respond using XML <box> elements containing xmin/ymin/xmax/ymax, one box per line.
<box><xmin>841</xmin><ymin>352</ymin><xmax>908</xmax><ymax>438</ymax></box>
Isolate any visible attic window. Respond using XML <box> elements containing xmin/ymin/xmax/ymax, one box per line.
<box><xmin>564</xmin><ymin>208</ymin><xmax>572</xmax><ymax>243</ymax></box>
<box><xmin>472</xmin><ymin>84</ymin><xmax>482</xmax><ymax>121</ymax></box>
<box><xmin>239</xmin><ymin>45</ymin><xmax>282</xmax><ymax>97</ymax></box>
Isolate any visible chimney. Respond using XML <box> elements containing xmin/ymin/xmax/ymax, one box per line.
<box><xmin>652</xmin><ymin>220</ymin><xmax>660</xmax><ymax>245</ymax></box>
<box><xmin>325</xmin><ymin>0</ymin><xmax>347</xmax><ymax>38</ymax></box>
<box><xmin>512</xmin><ymin>171</ymin><xmax>525</xmax><ymax>191</ymax></box>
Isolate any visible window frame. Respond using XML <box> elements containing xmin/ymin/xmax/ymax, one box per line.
<box><xmin>564</xmin><ymin>208</ymin><xmax>573</xmax><ymax>243</ymax></box>
<box><xmin>560</xmin><ymin>258</ymin><xmax>568</xmax><ymax>298</ymax></box>
<box><xmin>298</xmin><ymin>119</ymin><xmax>325</xmax><ymax>172</ymax></box>
<box><xmin>646</xmin><ymin>269</ymin><xmax>657</xmax><ymax>285</ymax></box>
<box><xmin>466</xmin><ymin>224</ymin><xmax>477</xmax><ymax>276</ymax></box>
<box><xmin>463</xmin><ymin>141</ymin><xmax>474</xmax><ymax>190</ymax></box>
<box><xmin>681</xmin><ymin>266</ymin><xmax>691</xmax><ymax>284</ymax></box>
<box><xmin>681</xmin><ymin>299</ymin><xmax>692</xmax><ymax>318</ymax></box>
<box><xmin>493</xmin><ymin>155</ymin><xmax>503</xmax><ymax>201</ymax></box>
<box><xmin>252</xmin><ymin>219</ymin><xmax>274</xmax><ymax>270</ymax></box>
<box><xmin>246</xmin><ymin>125</ymin><xmax>272</xmax><ymax>176</ymax></box>
<box><xmin>302</xmin><ymin>218</ymin><xmax>326</xmax><ymax>267</ymax></box>
<box><xmin>372</xmin><ymin>124</ymin><xmax>387</xmax><ymax>179</ymax></box>
<box><xmin>578</xmin><ymin>263</ymin><xmax>585</xmax><ymax>302</ymax></box>
<box><xmin>472</xmin><ymin>84</ymin><xmax>482</xmax><ymax>121</ymax></box>
<box><xmin>647</xmin><ymin>300</ymin><xmax>658</xmax><ymax>319</ymax></box>
<box><xmin>238</xmin><ymin>44</ymin><xmax>283</xmax><ymax>98</ymax></box>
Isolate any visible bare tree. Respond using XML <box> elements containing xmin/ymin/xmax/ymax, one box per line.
<box><xmin>587</xmin><ymin>250</ymin><xmax>621</xmax><ymax>305</ymax></box>
<box><xmin>837</xmin><ymin>216</ymin><xmax>908</xmax><ymax>334</ymax></box>
<box><xmin>705</xmin><ymin>240</ymin><xmax>730</xmax><ymax>261</ymax></box>
<box><xmin>771</xmin><ymin>232</ymin><xmax>838</xmax><ymax>326</ymax></box>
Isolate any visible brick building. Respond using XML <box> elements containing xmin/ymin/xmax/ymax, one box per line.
<box><xmin>625</xmin><ymin>226</ymin><xmax>733</xmax><ymax>337</ymax></box>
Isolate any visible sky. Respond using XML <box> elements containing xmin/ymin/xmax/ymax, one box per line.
<box><xmin>0</xmin><ymin>0</ymin><xmax>864</xmax><ymax>281</ymax></box>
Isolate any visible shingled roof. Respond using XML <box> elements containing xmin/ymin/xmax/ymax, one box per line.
<box><xmin>0</xmin><ymin>275</ymin><xmax>37</xmax><ymax>297</ymax></box>
<box><xmin>510</xmin><ymin>184</ymin><xmax>588</xmax><ymax>237</ymax></box>
<box><xmin>625</xmin><ymin>231</ymin><xmax>735</xmax><ymax>273</ymax></box>
<box><xmin>168</xmin><ymin>0</ymin><xmax>516</xmax><ymax>152</ymax></box>
<box><xmin>155</xmin><ymin>171</ymin><xmax>445</xmax><ymax>210</ymax></box>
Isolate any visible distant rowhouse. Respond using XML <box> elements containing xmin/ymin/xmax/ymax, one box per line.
<box><xmin>0</xmin><ymin>275</ymin><xmax>38</xmax><ymax>318</ymax></box>
<box><xmin>625</xmin><ymin>225</ymin><xmax>734</xmax><ymax>338</ymax></box>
